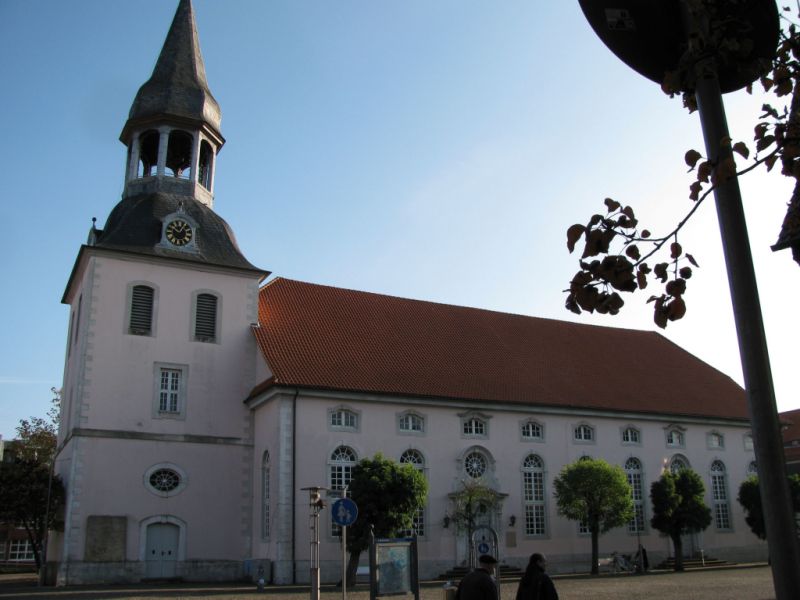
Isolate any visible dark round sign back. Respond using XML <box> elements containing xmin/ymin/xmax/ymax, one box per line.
<box><xmin>578</xmin><ymin>0</ymin><xmax>780</xmax><ymax>93</ymax></box>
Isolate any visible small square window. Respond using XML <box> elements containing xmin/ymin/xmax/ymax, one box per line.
<box><xmin>463</xmin><ymin>418</ymin><xmax>486</xmax><ymax>436</ymax></box>
<box><xmin>744</xmin><ymin>434</ymin><xmax>754</xmax><ymax>451</ymax></box>
<box><xmin>708</xmin><ymin>432</ymin><xmax>724</xmax><ymax>449</ymax></box>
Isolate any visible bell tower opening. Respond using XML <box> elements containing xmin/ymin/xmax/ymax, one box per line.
<box><xmin>198</xmin><ymin>139</ymin><xmax>214</xmax><ymax>190</ymax></box>
<box><xmin>137</xmin><ymin>130</ymin><xmax>159</xmax><ymax>178</ymax></box>
<box><xmin>166</xmin><ymin>130</ymin><xmax>193</xmax><ymax>179</ymax></box>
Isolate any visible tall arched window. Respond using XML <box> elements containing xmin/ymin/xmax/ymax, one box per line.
<box><xmin>669</xmin><ymin>454</ymin><xmax>690</xmax><ymax>474</ymax></box>
<box><xmin>399</xmin><ymin>449</ymin><xmax>425</xmax><ymax>537</ymax></box>
<box><xmin>522</xmin><ymin>454</ymin><xmax>546</xmax><ymax>536</ymax></box>
<box><xmin>329</xmin><ymin>446</ymin><xmax>357</xmax><ymax>536</ymax></box>
<box><xmin>261</xmin><ymin>451</ymin><xmax>270</xmax><ymax>539</ymax></box>
<box><xmin>625</xmin><ymin>457</ymin><xmax>645</xmax><ymax>533</ymax></box>
<box><xmin>710</xmin><ymin>460</ymin><xmax>732</xmax><ymax>530</ymax></box>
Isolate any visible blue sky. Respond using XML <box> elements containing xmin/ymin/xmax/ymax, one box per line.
<box><xmin>1</xmin><ymin>0</ymin><xmax>798</xmax><ymax>439</ymax></box>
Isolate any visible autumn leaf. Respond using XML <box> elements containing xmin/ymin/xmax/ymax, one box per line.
<box><xmin>697</xmin><ymin>161</ymin><xmax>712</xmax><ymax>183</ymax></box>
<box><xmin>625</xmin><ymin>244</ymin><xmax>641</xmax><ymax>260</ymax></box>
<box><xmin>684</xmin><ymin>149</ymin><xmax>703</xmax><ymax>169</ymax></box>
<box><xmin>566</xmin><ymin>224</ymin><xmax>586</xmax><ymax>253</ymax></box>
<box><xmin>689</xmin><ymin>181</ymin><xmax>703</xmax><ymax>201</ymax></box>
<box><xmin>604</xmin><ymin>198</ymin><xmax>621</xmax><ymax>213</ymax></box>
<box><xmin>733</xmin><ymin>142</ymin><xmax>750</xmax><ymax>159</ymax></box>
<box><xmin>686</xmin><ymin>254</ymin><xmax>699</xmax><ymax>267</ymax></box>
<box><xmin>670</xmin><ymin>242</ymin><xmax>683</xmax><ymax>259</ymax></box>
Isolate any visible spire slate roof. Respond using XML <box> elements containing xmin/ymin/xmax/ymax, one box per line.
<box><xmin>123</xmin><ymin>0</ymin><xmax>221</xmax><ymax>139</ymax></box>
<box><xmin>252</xmin><ymin>278</ymin><xmax>749</xmax><ymax>421</ymax></box>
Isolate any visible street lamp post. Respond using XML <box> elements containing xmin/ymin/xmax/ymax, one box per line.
<box><xmin>302</xmin><ymin>486</ymin><xmax>328</xmax><ymax>600</ymax></box>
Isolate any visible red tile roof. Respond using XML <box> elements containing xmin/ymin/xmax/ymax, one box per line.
<box><xmin>252</xmin><ymin>278</ymin><xmax>749</xmax><ymax>420</ymax></box>
<box><xmin>780</xmin><ymin>408</ymin><xmax>800</xmax><ymax>446</ymax></box>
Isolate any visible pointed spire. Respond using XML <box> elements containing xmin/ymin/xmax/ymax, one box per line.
<box><xmin>122</xmin><ymin>0</ymin><xmax>221</xmax><ymax>141</ymax></box>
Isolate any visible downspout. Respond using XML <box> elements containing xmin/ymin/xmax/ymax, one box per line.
<box><xmin>292</xmin><ymin>388</ymin><xmax>299</xmax><ymax>584</ymax></box>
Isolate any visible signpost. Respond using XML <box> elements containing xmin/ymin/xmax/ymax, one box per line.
<box><xmin>332</xmin><ymin>494</ymin><xmax>359</xmax><ymax>600</ymax></box>
<box><xmin>577</xmin><ymin>2</ymin><xmax>799</xmax><ymax>598</ymax></box>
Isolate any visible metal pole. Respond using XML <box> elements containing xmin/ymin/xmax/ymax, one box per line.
<box><xmin>311</xmin><ymin>501</ymin><xmax>320</xmax><ymax>600</ymax></box>
<box><xmin>693</xmin><ymin>67</ymin><xmax>800</xmax><ymax>600</ymax></box>
<box><xmin>342</xmin><ymin>489</ymin><xmax>347</xmax><ymax>600</ymax></box>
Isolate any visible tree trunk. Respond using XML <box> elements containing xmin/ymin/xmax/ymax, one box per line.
<box><xmin>671</xmin><ymin>534</ymin><xmax>684</xmax><ymax>572</ymax></box>
<box><xmin>590</xmin><ymin>526</ymin><xmax>599</xmax><ymax>575</ymax></box>
<box><xmin>345</xmin><ymin>549</ymin><xmax>361</xmax><ymax>588</ymax></box>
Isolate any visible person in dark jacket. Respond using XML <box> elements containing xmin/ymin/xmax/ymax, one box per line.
<box><xmin>515</xmin><ymin>553</ymin><xmax>558</xmax><ymax>600</ymax></box>
<box><xmin>455</xmin><ymin>554</ymin><xmax>498</xmax><ymax>600</ymax></box>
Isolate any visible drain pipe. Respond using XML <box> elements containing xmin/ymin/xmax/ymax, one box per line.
<box><xmin>291</xmin><ymin>388</ymin><xmax>299</xmax><ymax>584</ymax></box>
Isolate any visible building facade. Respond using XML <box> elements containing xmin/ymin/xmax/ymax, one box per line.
<box><xmin>50</xmin><ymin>0</ymin><xmax>766</xmax><ymax>586</ymax></box>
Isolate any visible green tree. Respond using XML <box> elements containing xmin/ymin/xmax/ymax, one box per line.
<box><xmin>0</xmin><ymin>389</ymin><xmax>64</xmax><ymax>569</ymax></box>
<box><xmin>650</xmin><ymin>469</ymin><xmax>712</xmax><ymax>571</ymax></box>
<box><xmin>448</xmin><ymin>479</ymin><xmax>502</xmax><ymax>567</ymax></box>
<box><xmin>342</xmin><ymin>453</ymin><xmax>427</xmax><ymax>587</ymax></box>
<box><xmin>737</xmin><ymin>474</ymin><xmax>800</xmax><ymax>540</ymax></box>
<box><xmin>553</xmin><ymin>458</ymin><xmax>634</xmax><ymax>575</ymax></box>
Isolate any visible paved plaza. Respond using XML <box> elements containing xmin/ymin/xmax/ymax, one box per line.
<box><xmin>0</xmin><ymin>565</ymin><xmax>776</xmax><ymax>600</ymax></box>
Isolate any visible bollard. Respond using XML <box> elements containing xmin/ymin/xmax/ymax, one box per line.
<box><xmin>442</xmin><ymin>580</ymin><xmax>458</xmax><ymax>600</ymax></box>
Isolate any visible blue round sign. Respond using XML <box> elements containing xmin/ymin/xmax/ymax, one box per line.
<box><xmin>331</xmin><ymin>498</ymin><xmax>359</xmax><ymax>526</ymax></box>
<box><xmin>477</xmin><ymin>542</ymin><xmax>490</xmax><ymax>555</ymax></box>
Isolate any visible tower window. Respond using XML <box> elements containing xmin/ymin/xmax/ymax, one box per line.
<box><xmin>129</xmin><ymin>285</ymin><xmax>155</xmax><ymax>335</ymax></box>
<box><xmin>198</xmin><ymin>140</ymin><xmax>214</xmax><ymax>189</ymax></box>
<box><xmin>166</xmin><ymin>130</ymin><xmax>193</xmax><ymax>179</ymax></box>
<box><xmin>138</xmin><ymin>130</ymin><xmax>159</xmax><ymax>177</ymax></box>
<box><xmin>194</xmin><ymin>293</ymin><xmax>218</xmax><ymax>342</ymax></box>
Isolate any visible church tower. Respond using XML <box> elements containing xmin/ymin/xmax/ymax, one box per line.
<box><xmin>54</xmin><ymin>0</ymin><xmax>269</xmax><ymax>584</ymax></box>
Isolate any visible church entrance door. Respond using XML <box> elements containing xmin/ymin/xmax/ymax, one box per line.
<box><xmin>145</xmin><ymin>523</ymin><xmax>179</xmax><ymax>579</ymax></box>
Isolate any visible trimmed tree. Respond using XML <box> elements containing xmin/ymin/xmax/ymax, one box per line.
<box><xmin>553</xmin><ymin>458</ymin><xmax>634</xmax><ymax>574</ymax></box>
<box><xmin>738</xmin><ymin>474</ymin><xmax>800</xmax><ymax>540</ymax></box>
<box><xmin>650</xmin><ymin>469</ymin><xmax>711</xmax><ymax>571</ymax></box>
<box><xmin>448</xmin><ymin>479</ymin><xmax>502</xmax><ymax>568</ymax></box>
<box><xmin>0</xmin><ymin>392</ymin><xmax>65</xmax><ymax>569</ymax></box>
<box><xmin>342</xmin><ymin>453</ymin><xmax>428</xmax><ymax>586</ymax></box>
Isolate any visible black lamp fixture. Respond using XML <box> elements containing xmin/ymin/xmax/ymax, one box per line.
<box><xmin>508</xmin><ymin>515</ymin><xmax>516</xmax><ymax>527</ymax></box>
<box><xmin>443</xmin><ymin>513</ymin><xmax>451</xmax><ymax>529</ymax></box>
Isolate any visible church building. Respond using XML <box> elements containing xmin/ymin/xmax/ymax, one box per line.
<box><xmin>52</xmin><ymin>0</ymin><xmax>765</xmax><ymax>585</ymax></box>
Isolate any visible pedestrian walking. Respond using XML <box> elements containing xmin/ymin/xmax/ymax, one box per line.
<box><xmin>515</xmin><ymin>553</ymin><xmax>558</xmax><ymax>600</ymax></box>
<box><xmin>455</xmin><ymin>554</ymin><xmax>499</xmax><ymax>600</ymax></box>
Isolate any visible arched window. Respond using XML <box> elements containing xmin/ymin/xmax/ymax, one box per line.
<box><xmin>522</xmin><ymin>454</ymin><xmax>546</xmax><ymax>536</ymax></box>
<box><xmin>573</xmin><ymin>424</ymin><xmax>594</xmax><ymax>442</ymax></box>
<box><xmin>463</xmin><ymin>417</ymin><xmax>486</xmax><ymax>436</ymax></box>
<box><xmin>329</xmin><ymin>446</ymin><xmax>357</xmax><ymax>535</ymax></box>
<box><xmin>137</xmin><ymin>130</ymin><xmax>159</xmax><ymax>177</ymax></box>
<box><xmin>622</xmin><ymin>426</ymin><xmax>640</xmax><ymax>445</ymax></box>
<box><xmin>666</xmin><ymin>427</ymin><xmax>685</xmax><ymax>448</ymax></box>
<box><xmin>669</xmin><ymin>454</ymin><xmax>690</xmax><ymax>474</ymax></box>
<box><xmin>399</xmin><ymin>449</ymin><xmax>425</xmax><ymax>536</ymax></box>
<box><xmin>261</xmin><ymin>451</ymin><xmax>270</xmax><ymax>539</ymax></box>
<box><xmin>625</xmin><ymin>457</ymin><xmax>645</xmax><ymax>533</ymax></box>
<box><xmin>198</xmin><ymin>139</ymin><xmax>214</xmax><ymax>189</ymax></box>
<box><xmin>707</xmin><ymin>431</ymin><xmax>725</xmax><ymax>449</ymax></box>
<box><xmin>330</xmin><ymin>407</ymin><xmax>359</xmax><ymax>431</ymax></box>
<box><xmin>166</xmin><ymin>130</ymin><xmax>193</xmax><ymax>179</ymax></box>
<box><xmin>398</xmin><ymin>412</ymin><xmax>424</xmax><ymax>434</ymax></box>
<box><xmin>710</xmin><ymin>460</ymin><xmax>732</xmax><ymax>530</ymax></box>
<box><xmin>521</xmin><ymin>420</ymin><xmax>544</xmax><ymax>441</ymax></box>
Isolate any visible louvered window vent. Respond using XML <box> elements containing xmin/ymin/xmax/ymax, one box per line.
<box><xmin>129</xmin><ymin>285</ymin><xmax>154</xmax><ymax>335</ymax></box>
<box><xmin>195</xmin><ymin>293</ymin><xmax>217</xmax><ymax>342</ymax></box>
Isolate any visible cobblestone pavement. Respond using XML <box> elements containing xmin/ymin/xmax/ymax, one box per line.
<box><xmin>0</xmin><ymin>565</ymin><xmax>776</xmax><ymax>600</ymax></box>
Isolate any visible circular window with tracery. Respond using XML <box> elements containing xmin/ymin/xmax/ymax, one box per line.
<box><xmin>464</xmin><ymin>452</ymin><xmax>487</xmax><ymax>478</ymax></box>
<box><xmin>144</xmin><ymin>463</ymin><xmax>187</xmax><ymax>497</ymax></box>
<box><xmin>150</xmin><ymin>469</ymin><xmax>180</xmax><ymax>492</ymax></box>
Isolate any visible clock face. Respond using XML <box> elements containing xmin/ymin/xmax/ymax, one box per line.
<box><xmin>165</xmin><ymin>219</ymin><xmax>193</xmax><ymax>246</ymax></box>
